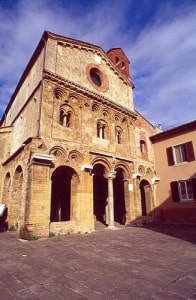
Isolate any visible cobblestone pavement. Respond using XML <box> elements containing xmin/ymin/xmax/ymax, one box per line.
<box><xmin>0</xmin><ymin>224</ymin><xmax>195</xmax><ymax>299</ymax></box>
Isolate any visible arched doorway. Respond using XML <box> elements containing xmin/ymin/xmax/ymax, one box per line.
<box><xmin>93</xmin><ymin>164</ymin><xmax>108</xmax><ymax>224</ymax></box>
<box><xmin>140</xmin><ymin>180</ymin><xmax>152</xmax><ymax>217</ymax></box>
<box><xmin>113</xmin><ymin>168</ymin><xmax>126</xmax><ymax>224</ymax></box>
<box><xmin>50</xmin><ymin>166</ymin><xmax>79</xmax><ymax>222</ymax></box>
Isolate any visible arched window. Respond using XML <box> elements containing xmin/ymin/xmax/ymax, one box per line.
<box><xmin>115</xmin><ymin>127</ymin><xmax>122</xmax><ymax>144</ymax></box>
<box><xmin>115</xmin><ymin>57</ymin><xmax>120</xmax><ymax>66</ymax></box>
<box><xmin>97</xmin><ymin>121</ymin><xmax>107</xmax><ymax>139</ymax></box>
<box><xmin>122</xmin><ymin>61</ymin><xmax>125</xmax><ymax>70</ymax></box>
<box><xmin>59</xmin><ymin>107</ymin><xmax>72</xmax><ymax>127</ymax></box>
<box><xmin>65</xmin><ymin>112</ymin><xmax>71</xmax><ymax>127</ymax></box>
<box><xmin>59</xmin><ymin>110</ymin><xmax>65</xmax><ymax>125</ymax></box>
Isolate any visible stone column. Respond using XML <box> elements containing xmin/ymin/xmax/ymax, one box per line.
<box><xmin>107</xmin><ymin>172</ymin><xmax>116</xmax><ymax>229</ymax></box>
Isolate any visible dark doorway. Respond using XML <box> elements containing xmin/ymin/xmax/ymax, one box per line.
<box><xmin>50</xmin><ymin>166</ymin><xmax>78</xmax><ymax>222</ymax></box>
<box><xmin>140</xmin><ymin>180</ymin><xmax>152</xmax><ymax>216</ymax></box>
<box><xmin>93</xmin><ymin>164</ymin><xmax>108</xmax><ymax>224</ymax></box>
<box><xmin>113</xmin><ymin>168</ymin><xmax>126</xmax><ymax>224</ymax></box>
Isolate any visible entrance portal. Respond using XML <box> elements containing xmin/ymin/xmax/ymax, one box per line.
<box><xmin>50</xmin><ymin>166</ymin><xmax>78</xmax><ymax>222</ymax></box>
<box><xmin>93</xmin><ymin>164</ymin><xmax>108</xmax><ymax>224</ymax></box>
<box><xmin>113</xmin><ymin>168</ymin><xmax>126</xmax><ymax>224</ymax></box>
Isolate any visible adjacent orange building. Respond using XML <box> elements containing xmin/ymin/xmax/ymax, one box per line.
<box><xmin>151</xmin><ymin>120</ymin><xmax>196</xmax><ymax>224</ymax></box>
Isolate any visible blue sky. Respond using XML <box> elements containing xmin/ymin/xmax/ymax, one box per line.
<box><xmin>0</xmin><ymin>0</ymin><xmax>196</xmax><ymax>129</ymax></box>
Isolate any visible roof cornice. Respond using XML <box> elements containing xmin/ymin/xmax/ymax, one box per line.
<box><xmin>150</xmin><ymin>120</ymin><xmax>196</xmax><ymax>142</ymax></box>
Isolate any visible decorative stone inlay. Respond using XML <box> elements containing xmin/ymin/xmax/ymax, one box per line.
<box><xmin>68</xmin><ymin>150</ymin><xmax>83</xmax><ymax>162</ymax></box>
<box><xmin>49</xmin><ymin>146</ymin><xmax>66</xmax><ymax>159</ymax></box>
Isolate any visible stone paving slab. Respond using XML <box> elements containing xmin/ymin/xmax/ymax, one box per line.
<box><xmin>0</xmin><ymin>224</ymin><xmax>195</xmax><ymax>299</ymax></box>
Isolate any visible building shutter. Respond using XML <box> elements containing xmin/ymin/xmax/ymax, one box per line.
<box><xmin>186</xmin><ymin>141</ymin><xmax>195</xmax><ymax>161</ymax></box>
<box><xmin>192</xmin><ymin>178</ymin><xmax>196</xmax><ymax>201</ymax></box>
<box><xmin>166</xmin><ymin>147</ymin><xmax>174</xmax><ymax>166</ymax></box>
<box><xmin>170</xmin><ymin>181</ymin><xmax>180</xmax><ymax>202</ymax></box>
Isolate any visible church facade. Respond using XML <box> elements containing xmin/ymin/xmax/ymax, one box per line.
<box><xmin>0</xmin><ymin>31</ymin><xmax>160</xmax><ymax>238</ymax></box>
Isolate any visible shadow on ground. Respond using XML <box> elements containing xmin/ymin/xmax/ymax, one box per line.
<box><xmin>127</xmin><ymin>223</ymin><xmax>196</xmax><ymax>244</ymax></box>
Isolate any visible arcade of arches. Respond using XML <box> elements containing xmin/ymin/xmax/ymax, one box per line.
<box><xmin>49</xmin><ymin>161</ymin><xmax>154</xmax><ymax>231</ymax></box>
<box><xmin>1</xmin><ymin>159</ymin><xmax>155</xmax><ymax>237</ymax></box>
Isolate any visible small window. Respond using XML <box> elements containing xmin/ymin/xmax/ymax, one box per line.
<box><xmin>97</xmin><ymin>121</ymin><xmax>106</xmax><ymax>139</ymax></box>
<box><xmin>65</xmin><ymin>112</ymin><xmax>71</xmax><ymax>127</ymax></box>
<box><xmin>140</xmin><ymin>140</ymin><xmax>147</xmax><ymax>153</ymax></box>
<box><xmin>59</xmin><ymin>110</ymin><xmax>71</xmax><ymax>127</ymax></box>
<box><xmin>115</xmin><ymin>127</ymin><xmax>122</xmax><ymax>144</ymax></box>
<box><xmin>115</xmin><ymin>57</ymin><xmax>120</xmax><ymax>66</ymax></box>
<box><xmin>122</xmin><ymin>61</ymin><xmax>125</xmax><ymax>70</ymax></box>
<box><xmin>116</xmin><ymin>131</ymin><xmax>121</xmax><ymax>144</ymax></box>
<box><xmin>60</xmin><ymin>110</ymin><xmax>65</xmax><ymax>126</ymax></box>
<box><xmin>167</xmin><ymin>142</ymin><xmax>195</xmax><ymax>166</ymax></box>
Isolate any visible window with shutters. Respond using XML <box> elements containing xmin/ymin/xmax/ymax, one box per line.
<box><xmin>171</xmin><ymin>179</ymin><xmax>196</xmax><ymax>202</ymax></box>
<box><xmin>166</xmin><ymin>141</ymin><xmax>195</xmax><ymax>165</ymax></box>
<box><xmin>174</xmin><ymin>144</ymin><xmax>187</xmax><ymax>163</ymax></box>
<box><xmin>178</xmin><ymin>180</ymin><xmax>194</xmax><ymax>201</ymax></box>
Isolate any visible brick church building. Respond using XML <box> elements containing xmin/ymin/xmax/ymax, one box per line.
<box><xmin>0</xmin><ymin>31</ymin><xmax>183</xmax><ymax>238</ymax></box>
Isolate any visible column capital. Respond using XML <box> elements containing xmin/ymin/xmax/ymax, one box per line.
<box><xmin>107</xmin><ymin>171</ymin><xmax>117</xmax><ymax>179</ymax></box>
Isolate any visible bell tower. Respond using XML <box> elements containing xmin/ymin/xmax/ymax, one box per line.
<box><xmin>107</xmin><ymin>48</ymin><xmax>130</xmax><ymax>78</ymax></box>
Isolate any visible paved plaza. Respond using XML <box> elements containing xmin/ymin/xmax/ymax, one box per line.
<box><xmin>0</xmin><ymin>224</ymin><xmax>195</xmax><ymax>299</ymax></box>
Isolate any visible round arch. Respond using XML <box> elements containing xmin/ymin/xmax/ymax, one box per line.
<box><xmin>139</xmin><ymin>179</ymin><xmax>152</xmax><ymax>217</ymax></box>
<box><xmin>92</xmin><ymin>163</ymin><xmax>108</xmax><ymax>225</ymax></box>
<box><xmin>113</xmin><ymin>166</ymin><xmax>127</xmax><ymax>224</ymax></box>
<box><xmin>91</xmin><ymin>157</ymin><xmax>111</xmax><ymax>173</ymax></box>
<box><xmin>114</xmin><ymin>162</ymin><xmax>131</xmax><ymax>179</ymax></box>
<box><xmin>11</xmin><ymin>166</ymin><xmax>23</xmax><ymax>227</ymax></box>
<box><xmin>50</xmin><ymin>165</ymin><xmax>79</xmax><ymax>222</ymax></box>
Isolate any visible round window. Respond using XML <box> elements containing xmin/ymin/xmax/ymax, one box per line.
<box><xmin>86</xmin><ymin>64</ymin><xmax>109</xmax><ymax>92</ymax></box>
<box><xmin>90</xmin><ymin>68</ymin><xmax>102</xmax><ymax>87</ymax></box>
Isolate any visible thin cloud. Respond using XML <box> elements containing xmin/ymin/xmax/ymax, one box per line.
<box><xmin>127</xmin><ymin>3</ymin><xmax>196</xmax><ymax>128</ymax></box>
